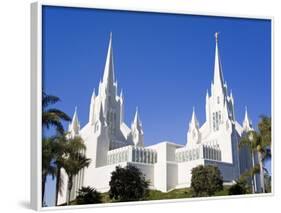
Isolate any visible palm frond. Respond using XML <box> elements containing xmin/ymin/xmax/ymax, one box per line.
<box><xmin>46</xmin><ymin>108</ymin><xmax>71</xmax><ymax>122</ymax></box>
<box><xmin>42</xmin><ymin>93</ymin><xmax>60</xmax><ymax>108</ymax></box>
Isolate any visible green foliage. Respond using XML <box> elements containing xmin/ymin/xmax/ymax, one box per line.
<box><xmin>146</xmin><ymin>188</ymin><xmax>192</xmax><ymax>200</ymax></box>
<box><xmin>42</xmin><ymin>92</ymin><xmax>71</xmax><ymax>134</ymax></box>
<box><xmin>191</xmin><ymin>165</ymin><xmax>223</xmax><ymax>197</ymax></box>
<box><xmin>76</xmin><ymin>187</ymin><xmax>102</xmax><ymax>205</ymax></box>
<box><xmin>109</xmin><ymin>165</ymin><xmax>149</xmax><ymax>202</ymax></box>
<box><xmin>240</xmin><ymin>116</ymin><xmax>271</xmax><ymax>160</ymax></box>
<box><xmin>239</xmin><ymin>115</ymin><xmax>271</xmax><ymax>193</ymax></box>
<box><xmin>258</xmin><ymin>116</ymin><xmax>271</xmax><ymax>147</ymax></box>
<box><xmin>228</xmin><ymin>180</ymin><xmax>249</xmax><ymax>195</ymax></box>
<box><xmin>62</xmin><ymin>136</ymin><xmax>91</xmax><ymax>204</ymax></box>
<box><xmin>48</xmin><ymin>134</ymin><xmax>90</xmax><ymax>205</ymax></box>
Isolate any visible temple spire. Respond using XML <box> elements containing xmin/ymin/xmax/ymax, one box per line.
<box><xmin>213</xmin><ymin>32</ymin><xmax>224</xmax><ymax>92</ymax></box>
<box><xmin>120</xmin><ymin>89</ymin><xmax>123</xmax><ymax>98</ymax></box>
<box><xmin>91</xmin><ymin>89</ymin><xmax>96</xmax><ymax>101</ymax></box>
<box><xmin>69</xmin><ymin>106</ymin><xmax>80</xmax><ymax>136</ymax></box>
<box><xmin>102</xmin><ymin>32</ymin><xmax>115</xmax><ymax>89</ymax></box>
<box><xmin>131</xmin><ymin>107</ymin><xmax>144</xmax><ymax>146</ymax></box>
<box><xmin>190</xmin><ymin>107</ymin><xmax>199</xmax><ymax>128</ymax></box>
<box><xmin>243</xmin><ymin>106</ymin><xmax>252</xmax><ymax>130</ymax></box>
<box><xmin>133</xmin><ymin>107</ymin><xmax>142</xmax><ymax>129</ymax></box>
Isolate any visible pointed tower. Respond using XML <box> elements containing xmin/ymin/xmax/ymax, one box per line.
<box><xmin>69</xmin><ymin>107</ymin><xmax>80</xmax><ymax>138</ymax></box>
<box><xmin>131</xmin><ymin>107</ymin><xmax>144</xmax><ymax>147</ymax></box>
<box><xmin>207</xmin><ymin>32</ymin><xmax>236</xmax><ymax>134</ymax></box>
<box><xmin>212</xmin><ymin>32</ymin><xmax>225</xmax><ymax>96</ymax></box>
<box><xmin>187</xmin><ymin>107</ymin><xmax>201</xmax><ymax>146</ymax></box>
<box><xmin>95</xmin><ymin>33</ymin><xmax>120</xmax><ymax>139</ymax></box>
<box><xmin>101</xmin><ymin>32</ymin><xmax>116</xmax><ymax>97</ymax></box>
<box><xmin>90</xmin><ymin>103</ymin><xmax>110</xmax><ymax>167</ymax></box>
<box><xmin>243</xmin><ymin>106</ymin><xmax>253</xmax><ymax>131</ymax></box>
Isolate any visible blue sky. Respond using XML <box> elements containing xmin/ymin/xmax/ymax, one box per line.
<box><xmin>42</xmin><ymin>6</ymin><xmax>271</xmax><ymax>206</ymax></box>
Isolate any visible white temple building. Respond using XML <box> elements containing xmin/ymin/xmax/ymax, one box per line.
<box><xmin>58</xmin><ymin>33</ymin><xmax>260</xmax><ymax>204</ymax></box>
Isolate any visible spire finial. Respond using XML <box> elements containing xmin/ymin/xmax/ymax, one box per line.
<box><xmin>215</xmin><ymin>32</ymin><xmax>219</xmax><ymax>42</ymax></box>
<box><xmin>102</xmin><ymin>32</ymin><xmax>115</xmax><ymax>89</ymax></box>
<box><xmin>213</xmin><ymin>32</ymin><xmax>225</xmax><ymax>94</ymax></box>
<box><xmin>133</xmin><ymin>106</ymin><xmax>141</xmax><ymax>127</ymax></box>
<box><xmin>243</xmin><ymin>106</ymin><xmax>252</xmax><ymax>130</ymax></box>
<box><xmin>191</xmin><ymin>106</ymin><xmax>195</xmax><ymax>119</ymax></box>
<box><xmin>91</xmin><ymin>89</ymin><xmax>96</xmax><ymax>99</ymax></box>
<box><xmin>70</xmin><ymin>106</ymin><xmax>80</xmax><ymax>135</ymax></box>
<box><xmin>189</xmin><ymin>106</ymin><xmax>199</xmax><ymax>129</ymax></box>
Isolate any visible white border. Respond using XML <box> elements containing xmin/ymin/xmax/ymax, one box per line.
<box><xmin>31</xmin><ymin>0</ymin><xmax>274</xmax><ymax>211</ymax></box>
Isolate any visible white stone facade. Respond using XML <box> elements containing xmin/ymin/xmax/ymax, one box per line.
<box><xmin>57</xmin><ymin>33</ymin><xmax>260</xmax><ymax>204</ymax></box>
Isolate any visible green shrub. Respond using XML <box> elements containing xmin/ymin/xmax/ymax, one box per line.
<box><xmin>109</xmin><ymin>165</ymin><xmax>149</xmax><ymax>201</ymax></box>
<box><xmin>191</xmin><ymin>165</ymin><xmax>223</xmax><ymax>197</ymax></box>
<box><xmin>76</xmin><ymin>186</ymin><xmax>102</xmax><ymax>205</ymax></box>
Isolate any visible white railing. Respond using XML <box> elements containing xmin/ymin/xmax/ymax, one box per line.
<box><xmin>107</xmin><ymin>145</ymin><xmax>157</xmax><ymax>165</ymax></box>
<box><xmin>202</xmin><ymin>144</ymin><xmax>221</xmax><ymax>161</ymax></box>
<box><xmin>131</xmin><ymin>146</ymin><xmax>157</xmax><ymax>164</ymax></box>
<box><xmin>175</xmin><ymin>144</ymin><xmax>221</xmax><ymax>162</ymax></box>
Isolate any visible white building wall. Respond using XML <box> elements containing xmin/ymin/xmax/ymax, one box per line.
<box><xmin>84</xmin><ymin>162</ymin><xmax>128</xmax><ymax>193</ymax></box>
<box><xmin>177</xmin><ymin>159</ymin><xmax>205</xmax><ymax>188</ymax></box>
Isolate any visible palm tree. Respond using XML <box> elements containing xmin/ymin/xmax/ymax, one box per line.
<box><xmin>52</xmin><ymin>135</ymin><xmax>90</xmax><ymax>205</ymax></box>
<box><xmin>64</xmin><ymin>154</ymin><xmax>90</xmax><ymax>205</ymax></box>
<box><xmin>52</xmin><ymin>134</ymin><xmax>68</xmax><ymax>206</ymax></box>
<box><xmin>42</xmin><ymin>137</ymin><xmax>56</xmax><ymax>204</ymax></box>
<box><xmin>239</xmin><ymin>132</ymin><xmax>259</xmax><ymax>193</ymax></box>
<box><xmin>240</xmin><ymin>116</ymin><xmax>271</xmax><ymax>193</ymax></box>
<box><xmin>63</xmin><ymin>137</ymin><xmax>90</xmax><ymax>205</ymax></box>
<box><xmin>42</xmin><ymin>92</ymin><xmax>71</xmax><ymax>134</ymax></box>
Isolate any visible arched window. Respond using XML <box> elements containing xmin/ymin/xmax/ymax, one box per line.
<box><xmin>212</xmin><ymin>111</ymin><xmax>222</xmax><ymax>131</ymax></box>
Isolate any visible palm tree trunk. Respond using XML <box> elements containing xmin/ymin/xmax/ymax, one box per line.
<box><xmin>55</xmin><ymin>167</ymin><xmax>61</xmax><ymax>206</ymax></box>
<box><xmin>67</xmin><ymin>176</ymin><xmax>73</xmax><ymax>205</ymax></box>
<box><xmin>251</xmin><ymin>152</ymin><xmax>257</xmax><ymax>193</ymax></box>
<box><xmin>42</xmin><ymin>174</ymin><xmax>47</xmax><ymax>204</ymax></box>
<box><xmin>258</xmin><ymin>151</ymin><xmax>265</xmax><ymax>193</ymax></box>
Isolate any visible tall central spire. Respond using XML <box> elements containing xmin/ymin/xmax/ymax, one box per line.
<box><xmin>213</xmin><ymin>32</ymin><xmax>224</xmax><ymax>91</ymax></box>
<box><xmin>102</xmin><ymin>32</ymin><xmax>115</xmax><ymax>88</ymax></box>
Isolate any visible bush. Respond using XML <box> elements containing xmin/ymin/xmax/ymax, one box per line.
<box><xmin>109</xmin><ymin>165</ymin><xmax>149</xmax><ymax>201</ymax></box>
<box><xmin>228</xmin><ymin>180</ymin><xmax>248</xmax><ymax>195</ymax></box>
<box><xmin>76</xmin><ymin>186</ymin><xmax>102</xmax><ymax>205</ymax></box>
<box><xmin>191</xmin><ymin>165</ymin><xmax>223</xmax><ymax>197</ymax></box>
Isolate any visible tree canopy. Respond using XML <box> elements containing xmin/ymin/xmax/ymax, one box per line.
<box><xmin>191</xmin><ymin>165</ymin><xmax>223</xmax><ymax>197</ymax></box>
<box><xmin>109</xmin><ymin>165</ymin><xmax>149</xmax><ymax>202</ymax></box>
